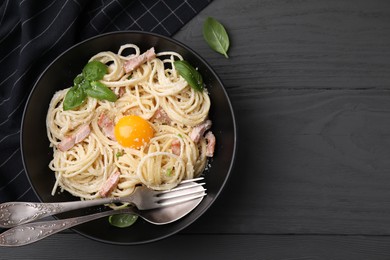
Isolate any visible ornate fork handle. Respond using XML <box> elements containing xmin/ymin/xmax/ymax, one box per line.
<box><xmin>0</xmin><ymin>197</ymin><xmax>121</xmax><ymax>228</ymax></box>
<box><xmin>0</xmin><ymin>178</ymin><xmax>205</xmax><ymax>228</ymax></box>
<box><xmin>0</xmin><ymin>208</ymin><xmax>134</xmax><ymax>247</ymax></box>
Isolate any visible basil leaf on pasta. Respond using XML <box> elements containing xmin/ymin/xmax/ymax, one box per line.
<box><xmin>203</xmin><ymin>17</ymin><xmax>230</xmax><ymax>58</ymax></box>
<box><xmin>82</xmin><ymin>61</ymin><xmax>107</xmax><ymax>81</ymax></box>
<box><xmin>86</xmin><ymin>81</ymin><xmax>117</xmax><ymax>102</ymax></box>
<box><xmin>173</xmin><ymin>60</ymin><xmax>204</xmax><ymax>92</ymax></box>
<box><xmin>73</xmin><ymin>75</ymin><xmax>92</xmax><ymax>92</ymax></box>
<box><xmin>73</xmin><ymin>74</ymin><xmax>84</xmax><ymax>85</ymax></box>
<box><xmin>63</xmin><ymin>85</ymin><xmax>86</xmax><ymax>111</ymax></box>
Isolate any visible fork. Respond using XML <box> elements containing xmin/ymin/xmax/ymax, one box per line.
<box><xmin>0</xmin><ymin>177</ymin><xmax>206</xmax><ymax>228</ymax></box>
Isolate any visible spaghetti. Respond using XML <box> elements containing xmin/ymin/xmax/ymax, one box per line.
<box><xmin>46</xmin><ymin>44</ymin><xmax>213</xmax><ymax>201</ymax></box>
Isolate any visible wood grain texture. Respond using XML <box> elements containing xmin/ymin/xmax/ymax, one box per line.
<box><xmin>175</xmin><ymin>0</ymin><xmax>390</xmax><ymax>89</ymax></box>
<box><xmin>184</xmin><ymin>90</ymin><xmax>390</xmax><ymax>234</ymax></box>
<box><xmin>2</xmin><ymin>233</ymin><xmax>390</xmax><ymax>260</ymax></box>
<box><xmin>173</xmin><ymin>0</ymin><xmax>390</xmax><ymax>236</ymax></box>
<box><xmin>2</xmin><ymin>0</ymin><xmax>390</xmax><ymax>258</ymax></box>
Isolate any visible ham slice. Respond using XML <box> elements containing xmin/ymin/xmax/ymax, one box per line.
<box><xmin>205</xmin><ymin>131</ymin><xmax>216</xmax><ymax>157</ymax></box>
<box><xmin>58</xmin><ymin>124</ymin><xmax>91</xmax><ymax>152</ymax></box>
<box><xmin>171</xmin><ymin>139</ymin><xmax>181</xmax><ymax>155</ymax></box>
<box><xmin>124</xmin><ymin>47</ymin><xmax>156</xmax><ymax>73</ymax></box>
<box><xmin>99</xmin><ymin>171</ymin><xmax>121</xmax><ymax>197</ymax></box>
<box><xmin>74</xmin><ymin>124</ymin><xmax>91</xmax><ymax>143</ymax></box>
<box><xmin>118</xmin><ymin>87</ymin><xmax>126</xmax><ymax>98</ymax></box>
<box><xmin>189</xmin><ymin>120</ymin><xmax>212</xmax><ymax>143</ymax></box>
<box><xmin>151</xmin><ymin>107</ymin><xmax>171</xmax><ymax>124</ymax></box>
<box><xmin>98</xmin><ymin>113</ymin><xmax>116</xmax><ymax>141</ymax></box>
<box><xmin>58</xmin><ymin>136</ymin><xmax>75</xmax><ymax>152</ymax></box>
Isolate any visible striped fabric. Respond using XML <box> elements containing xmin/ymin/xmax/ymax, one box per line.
<box><xmin>0</xmin><ymin>0</ymin><xmax>211</xmax><ymax>203</ymax></box>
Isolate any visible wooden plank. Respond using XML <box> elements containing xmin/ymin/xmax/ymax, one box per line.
<box><xmin>2</xmin><ymin>233</ymin><xmax>390</xmax><ymax>260</ymax></box>
<box><xmin>175</xmin><ymin>0</ymin><xmax>390</xmax><ymax>89</ymax></box>
<box><xmin>173</xmin><ymin>0</ymin><xmax>390</xmax><ymax>235</ymax></box>
<box><xmin>183</xmin><ymin>90</ymin><xmax>390</xmax><ymax>235</ymax></box>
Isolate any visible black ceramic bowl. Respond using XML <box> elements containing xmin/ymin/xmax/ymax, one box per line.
<box><xmin>21</xmin><ymin>31</ymin><xmax>236</xmax><ymax>245</ymax></box>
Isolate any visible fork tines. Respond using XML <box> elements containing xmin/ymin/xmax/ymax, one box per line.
<box><xmin>156</xmin><ymin>177</ymin><xmax>206</xmax><ymax>206</ymax></box>
<box><xmin>178</xmin><ymin>177</ymin><xmax>204</xmax><ymax>184</ymax></box>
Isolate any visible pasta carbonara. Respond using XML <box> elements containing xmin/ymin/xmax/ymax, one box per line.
<box><xmin>46</xmin><ymin>44</ymin><xmax>216</xmax><ymax>201</ymax></box>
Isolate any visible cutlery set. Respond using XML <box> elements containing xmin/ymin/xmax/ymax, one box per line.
<box><xmin>0</xmin><ymin>177</ymin><xmax>206</xmax><ymax>247</ymax></box>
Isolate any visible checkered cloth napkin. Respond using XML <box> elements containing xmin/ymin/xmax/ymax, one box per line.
<box><xmin>0</xmin><ymin>0</ymin><xmax>211</xmax><ymax>203</ymax></box>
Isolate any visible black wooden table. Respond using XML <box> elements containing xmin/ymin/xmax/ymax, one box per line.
<box><xmin>3</xmin><ymin>0</ymin><xmax>390</xmax><ymax>259</ymax></box>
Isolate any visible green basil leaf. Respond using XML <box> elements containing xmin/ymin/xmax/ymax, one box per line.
<box><xmin>203</xmin><ymin>17</ymin><xmax>230</xmax><ymax>58</ymax></box>
<box><xmin>73</xmin><ymin>74</ymin><xmax>84</xmax><ymax>85</ymax></box>
<box><xmin>85</xmin><ymin>81</ymin><xmax>117</xmax><ymax>102</ymax></box>
<box><xmin>82</xmin><ymin>61</ymin><xmax>108</xmax><ymax>81</ymax></box>
<box><xmin>109</xmin><ymin>213</ymin><xmax>138</xmax><ymax>228</ymax></box>
<box><xmin>63</xmin><ymin>85</ymin><xmax>86</xmax><ymax>111</ymax></box>
<box><xmin>79</xmin><ymin>79</ymin><xmax>91</xmax><ymax>90</ymax></box>
<box><xmin>173</xmin><ymin>60</ymin><xmax>203</xmax><ymax>92</ymax></box>
<box><xmin>74</xmin><ymin>75</ymin><xmax>91</xmax><ymax>90</ymax></box>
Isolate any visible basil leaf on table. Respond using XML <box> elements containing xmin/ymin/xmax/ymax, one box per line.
<box><xmin>63</xmin><ymin>85</ymin><xmax>86</xmax><ymax>111</ymax></box>
<box><xmin>85</xmin><ymin>81</ymin><xmax>118</xmax><ymax>102</ymax></box>
<box><xmin>203</xmin><ymin>17</ymin><xmax>230</xmax><ymax>58</ymax></box>
<box><xmin>173</xmin><ymin>60</ymin><xmax>204</xmax><ymax>92</ymax></box>
<box><xmin>109</xmin><ymin>213</ymin><xmax>138</xmax><ymax>228</ymax></box>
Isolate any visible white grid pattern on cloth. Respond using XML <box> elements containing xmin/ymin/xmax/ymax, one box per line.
<box><xmin>138</xmin><ymin>1</ymin><xmax>171</xmax><ymax>35</ymax></box>
<box><xmin>86</xmin><ymin>0</ymin><xmax>209</xmax><ymax>36</ymax></box>
<box><xmin>0</xmin><ymin>0</ymin><xmax>212</xmax><ymax>203</ymax></box>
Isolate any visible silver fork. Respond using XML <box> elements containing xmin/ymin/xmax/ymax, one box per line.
<box><xmin>0</xmin><ymin>177</ymin><xmax>206</xmax><ymax>228</ymax></box>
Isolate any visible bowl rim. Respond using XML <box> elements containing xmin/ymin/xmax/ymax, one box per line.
<box><xmin>20</xmin><ymin>30</ymin><xmax>237</xmax><ymax>245</ymax></box>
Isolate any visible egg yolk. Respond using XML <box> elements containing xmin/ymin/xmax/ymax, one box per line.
<box><xmin>114</xmin><ymin>115</ymin><xmax>154</xmax><ymax>149</ymax></box>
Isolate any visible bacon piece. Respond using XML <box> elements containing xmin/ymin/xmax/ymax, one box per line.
<box><xmin>205</xmin><ymin>131</ymin><xmax>216</xmax><ymax>157</ymax></box>
<box><xmin>98</xmin><ymin>113</ymin><xmax>116</xmax><ymax>141</ymax></box>
<box><xmin>123</xmin><ymin>47</ymin><xmax>156</xmax><ymax>73</ymax></box>
<box><xmin>74</xmin><ymin>124</ymin><xmax>91</xmax><ymax>143</ymax></box>
<box><xmin>57</xmin><ymin>124</ymin><xmax>91</xmax><ymax>152</ymax></box>
<box><xmin>171</xmin><ymin>139</ymin><xmax>181</xmax><ymax>156</ymax></box>
<box><xmin>151</xmin><ymin>107</ymin><xmax>171</xmax><ymax>124</ymax></box>
<box><xmin>99</xmin><ymin>171</ymin><xmax>121</xmax><ymax>197</ymax></box>
<box><xmin>189</xmin><ymin>120</ymin><xmax>212</xmax><ymax>143</ymax></box>
<box><xmin>58</xmin><ymin>136</ymin><xmax>75</xmax><ymax>152</ymax></box>
<box><xmin>144</xmin><ymin>47</ymin><xmax>156</xmax><ymax>60</ymax></box>
<box><xmin>118</xmin><ymin>87</ymin><xmax>126</xmax><ymax>98</ymax></box>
